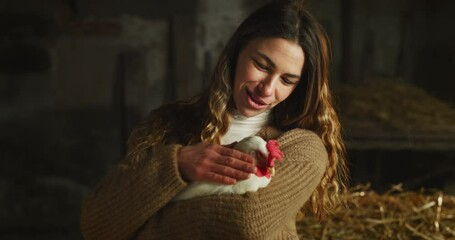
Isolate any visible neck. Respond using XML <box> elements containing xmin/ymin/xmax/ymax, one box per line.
<box><xmin>220</xmin><ymin>110</ymin><xmax>271</xmax><ymax>145</ymax></box>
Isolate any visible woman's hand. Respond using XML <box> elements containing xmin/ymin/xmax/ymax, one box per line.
<box><xmin>177</xmin><ymin>143</ymin><xmax>256</xmax><ymax>185</ymax></box>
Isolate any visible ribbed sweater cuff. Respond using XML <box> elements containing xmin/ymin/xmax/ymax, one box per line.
<box><xmin>151</xmin><ymin>144</ymin><xmax>188</xmax><ymax>195</ymax></box>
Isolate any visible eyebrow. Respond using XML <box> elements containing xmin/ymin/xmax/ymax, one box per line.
<box><xmin>255</xmin><ymin>51</ymin><xmax>301</xmax><ymax>80</ymax></box>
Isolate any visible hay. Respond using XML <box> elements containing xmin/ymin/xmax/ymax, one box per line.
<box><xmin>297</xmin><ymin>184</ymin><xmax>455</xmax><ymax>239</ymax></box>
<box><xmin>336</xmin><ymin>80</ymin><xmax>455</xmax><ymax>133</ymax></box>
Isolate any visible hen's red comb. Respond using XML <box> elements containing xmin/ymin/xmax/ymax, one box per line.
<box><xmin>266</xmin><ymin>140</ymin><xmax>284</xmax><ymax>167</ymax></box>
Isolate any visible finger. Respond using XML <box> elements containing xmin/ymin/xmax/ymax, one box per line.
<box><xmin>211</xmin><ymin>164</ymin><xmax>251</xmax><ymax>181</ymax></box>
<box><xmin>217</xmin><ymin>147</ymin><xmax>255</xmax><ymax>163</ymax></box>
<box><xmin>203</xmin><ymin>171</ymin><xmax>237</xmax><ymax>185</ymax></box>
<box><xmin>216</xmin><ymin>156</ymin><xmax>256</xmax><ymax>173</ymax></box>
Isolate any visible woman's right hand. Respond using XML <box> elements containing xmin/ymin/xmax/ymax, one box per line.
<box><xmin>177</xmin><ymin>143</ymin><xmax>257</xmax><ymax>185</ymax></box>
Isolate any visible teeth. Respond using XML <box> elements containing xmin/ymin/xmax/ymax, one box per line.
<box><xmin>252</xmin><ymin>97</ymin><xmax>262</xmax><ymax>105</ymax></box>
<box><xmin>249</xmin><ymin>92</ymin><xmax>264</xmax><ymax>105</ymax></box>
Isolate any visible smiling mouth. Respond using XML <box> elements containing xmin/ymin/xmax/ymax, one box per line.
<box><xmin>247</xmin><ymin>90</ymin><xmax>269</xmax><ymax>108</ymax></box>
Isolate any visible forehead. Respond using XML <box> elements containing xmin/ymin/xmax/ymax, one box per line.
<box><xmin>241</xmin><ymin>37</ymin><xmax>305</xmax><ymax>72</ymax></box>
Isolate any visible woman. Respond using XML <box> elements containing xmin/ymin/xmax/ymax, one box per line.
<box><xmin>81</xmin><ymin>0</ymin><xmax>349</xmax><ymax>239</ymax></box>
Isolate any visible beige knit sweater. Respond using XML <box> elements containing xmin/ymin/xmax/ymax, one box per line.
<box><xmin>80</xmin><ymin>125</ymin><xmax>328</xmax><ymax>239</ymax></box>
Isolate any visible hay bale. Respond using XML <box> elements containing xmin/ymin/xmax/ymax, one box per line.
<box><xmin>297</xmin><ymin>184</ymin><xmax>455</xmax><ymax>239</ymax></box>
<box><xmin>337</xmin><ymin>80</ymin><xmax>455</xmax><ymax>134</ymax></box>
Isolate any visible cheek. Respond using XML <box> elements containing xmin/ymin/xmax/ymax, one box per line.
<box><xmin>275</xmin><ymin>86</ymin><xmax>297</xmax><ymax>104</ymax></box>
<box><xmin>235</xmin><ymin>63</ymin><xmax>262</xmax><ymax>88</ymax></box>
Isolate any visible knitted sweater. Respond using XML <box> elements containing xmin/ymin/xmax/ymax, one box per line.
<box><xmin>80</xmin><ymin>119</ymin><xmax>328</xmax><ymax>239</ymax></box>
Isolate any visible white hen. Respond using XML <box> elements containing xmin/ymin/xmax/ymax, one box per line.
<box><xmin>173</xmin><ymin>136</ymin><xmax>283</xmax><ymax>201</ymax></box>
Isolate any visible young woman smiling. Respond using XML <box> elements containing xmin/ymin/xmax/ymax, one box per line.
<box><xmin>81</xmin><ymin>0</ymin><xmax>349</xmax><ymax>239</ymax></box>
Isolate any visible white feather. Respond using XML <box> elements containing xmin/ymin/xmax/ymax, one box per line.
<box><xmin>173</xmin><ymin>136</ymin><xmax>271</xmax><ymax>201</ymax></box>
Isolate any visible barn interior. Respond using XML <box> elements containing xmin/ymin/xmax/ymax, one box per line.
<box><xmin>1</xmin><ymin>0</ymin><xmax>454</xmax><ymax>239</ymax></box>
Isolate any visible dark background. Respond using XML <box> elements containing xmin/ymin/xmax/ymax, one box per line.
<box><xmin>1</xmin><ymin>0</ymin><xmax>454</xmax><ymax>239</ymax></box>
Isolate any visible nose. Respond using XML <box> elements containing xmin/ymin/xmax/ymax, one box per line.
<box><xmin>257</xmin><ymin>75</ymin><xmax>277</xmax><ymax>97</ymax></box>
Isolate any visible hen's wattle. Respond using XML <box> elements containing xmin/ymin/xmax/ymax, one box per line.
<box><xmin>256</xmin><ymin>140</ymin><xmax>284</xmax><ymax>178</ymax></box>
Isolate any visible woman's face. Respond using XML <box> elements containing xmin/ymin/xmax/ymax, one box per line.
<box><xmin>232</xmin><ymin>37</ymin><xmax>305</xmax><ymax>117</ymax></box>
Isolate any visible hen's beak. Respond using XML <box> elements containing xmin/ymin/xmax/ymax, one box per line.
<box><xmin>268</xmin><ymin>167</ymin><xmax>276</xmax><ymax>176</ymax></box>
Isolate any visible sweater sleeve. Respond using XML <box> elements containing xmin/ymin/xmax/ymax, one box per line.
<box><xmin>80</xmin><ymin>144</ymin><xmax>188</xmax><ymax>240</ymax></box>
<box><xmin>234</xmin><ymin>128</ymin><xmax>330</xmax><ymax>238</ymax></box>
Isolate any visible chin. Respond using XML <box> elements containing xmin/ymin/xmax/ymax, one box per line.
<box><xmin>242</xmin><ymin>112</ymin><xmax>257</xmax><ymax>118</ymax></box>
<box><xmin>239</xmin><ymin>109</ymin><xmax>265</xmax><ymax>118</ymax></box>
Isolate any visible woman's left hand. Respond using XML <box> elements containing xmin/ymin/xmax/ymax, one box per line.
<box><xmin>176</xmin><ymin>143</ymin><xmax>256</xmax><ymax>185</ymax></box>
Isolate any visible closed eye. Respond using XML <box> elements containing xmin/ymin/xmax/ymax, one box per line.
<box><xmin>281</xmin><ymin>73</ymin><xmax>300</xmax><ymax>86</ymax></box>
<box><xmin>253</xmin><ymin>59</ymin><xmax>269</xmax><ymax>71</ymax></box>
<box><xmin>281</xmin><ymin>77</ymin><xmax>295</xmax><ymax>86</ymax></box>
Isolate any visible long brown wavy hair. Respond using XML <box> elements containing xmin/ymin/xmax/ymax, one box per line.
<box><xmin>128</xmin><ymin>0</ymin><xmax>348</xmax><ymax>219</ymax></box>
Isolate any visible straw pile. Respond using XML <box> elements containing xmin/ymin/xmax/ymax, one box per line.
<box><xmin>297</xmin><ymin>184</ymin><xmax>455</xmax><ymax>239</ymax></box>
<box><xmin>336</xmin><ymin>80</ymin><xmax>455</xmax><ymax>133</ymax></box>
